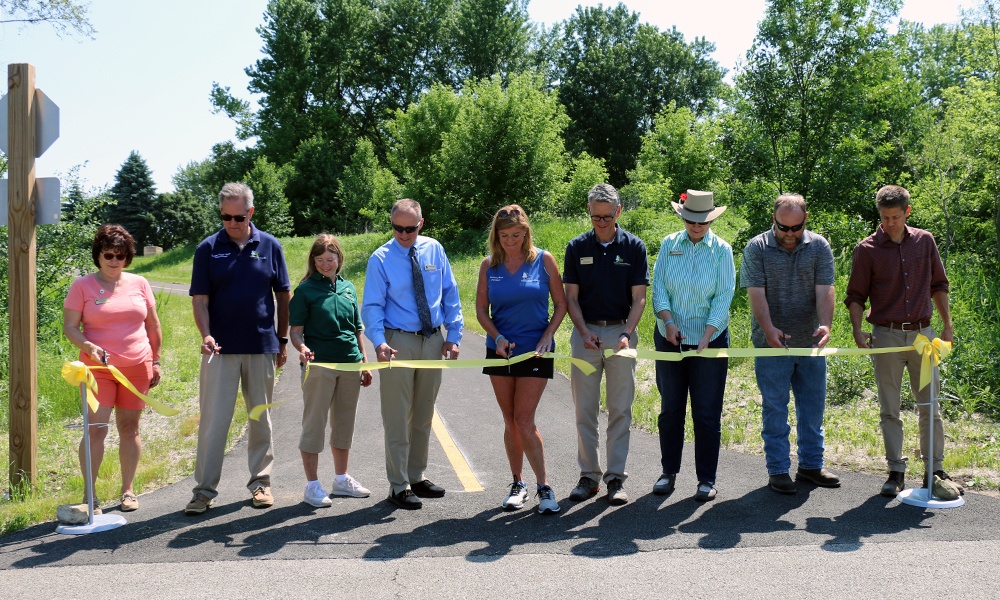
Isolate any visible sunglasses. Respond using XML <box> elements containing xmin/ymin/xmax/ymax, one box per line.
<box><xmin>498</xmin><ymin>208</ymin><xmax>521</xmax><ymax>218</ymax></box>
<box><xmin>221</xmin><ymin>214</ymin><xmax>248</xmax><ymax>222</ymax></box>
<box><xmin>774</xmin><ymin>217</ymin><xmax>806</xmax><ymax>232</ymax></box>
<box><xmin>684</xmin><ymin>219</ymin><xmax>709</xmax><ymax>226</ymax></box>
<box><xmin>391</xmin><ymin>223</ymin><xmax>419</xmax><ymax>234</ymax></box>
<box><xmin>102</xmin><ymin>252</ymin><xmax>127</xmax><ymax>261</ymax></box>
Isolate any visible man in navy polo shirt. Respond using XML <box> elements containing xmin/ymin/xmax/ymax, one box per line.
<box><xmin>563</xmin><ymin>184</ymin><xmax>649</xmax><ymax>506</ymax></box>
<box><xmin>185</xmin><ymin>182</ymin><xmax>291</xmax><ymax>515</ymax></box>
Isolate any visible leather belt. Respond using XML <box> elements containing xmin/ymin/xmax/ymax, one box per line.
<box><xmin>585</xmin><ymin>319</ymin><xmax>627</xmax><ymax>327</ymax></box>
<box><xmin>876</xmin><ymin>320</ymin><xmax>930</xmax><ymax>332</ymax></box>
<box><xmin>386</xmin><ymin>327</ymin><xmax>439</xmax><ymax>337</ymax></box>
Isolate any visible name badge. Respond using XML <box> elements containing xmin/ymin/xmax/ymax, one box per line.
<box><xmin>669</xmin><ymin>250</ymin><xmax>683</xmax><ymax>256</ymax></box>
<box><xmin>95</xmin><ymin>298</ymin><xmax>109</xmax><ymax>305</ymax></box>
<box><xmin>424</xmin><ymin>264</ymin><xmax>437</xmax><ymax>271</ymax></box>
<box><xmin>580</xmin><ymin>257</ymin><xmax>594</xmax><ymax>265</ymax></box>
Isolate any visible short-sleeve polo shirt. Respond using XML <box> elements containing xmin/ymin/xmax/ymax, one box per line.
<box><xmin>289</xmin><ymin>272</ymin><xmax>364</xmax><ymax>363</ymax></box>
<box><xmin>562</xmin><ymin>226</ymin><xmax>649</xmax><ymax>321</ymax></box>
<box><xmin>740</xmin><ymin>228</ymin><xmax>835</xmax><ymax>348</ymax></box>
<box><xmin>190</xmin><ymin>224</ymin><xmax>290</xmax><ymax>354</ymax></box>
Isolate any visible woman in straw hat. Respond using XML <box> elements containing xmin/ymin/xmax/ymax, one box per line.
<box><xmin>649</xmin><ymin>190</ymin><xmax>735</xmax><ymax>502</ymax></box>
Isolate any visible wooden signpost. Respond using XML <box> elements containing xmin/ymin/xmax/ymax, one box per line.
<box><xmin>4</xmin><ymin>63</ymin><xmax>60</xmax><ymax>492</ymax></box>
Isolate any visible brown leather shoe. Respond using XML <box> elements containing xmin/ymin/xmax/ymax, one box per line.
<box><xmin>769</xmin><ymin>473</ymin><xmax>797</xmax><ymax>494</ymax></box>
<box><xmin>881</xmin><ymin>471</ymin><xmax>905</xmax><ymax>497</ymax></box>
<box><xmin>796</xmin><ymin>467</ymin><xmax>841</xmax><ymax>488</ymax></box>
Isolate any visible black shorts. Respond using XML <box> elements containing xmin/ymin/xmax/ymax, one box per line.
<box><xmin>482</xmin><ymin>348</ymin><xmax>554</xmax><ymax>379</ymax></box>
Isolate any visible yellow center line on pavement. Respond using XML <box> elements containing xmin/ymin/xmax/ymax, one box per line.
<box><xmin>432</xmin><ymin>409</ymin><xmax>484</xmax><ymax>492</ymax></box>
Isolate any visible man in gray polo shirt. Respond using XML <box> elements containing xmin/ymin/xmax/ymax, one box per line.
<box><xmin>740</xmin><ymin>194</ymin><xmax>839</xmax><ymax>495</ymax></box>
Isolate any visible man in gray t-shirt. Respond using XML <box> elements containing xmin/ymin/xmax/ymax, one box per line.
<box><xmin>740</xmin><ymin>194</ymin><xmax>838</xmax><ymax>495</ymax></box>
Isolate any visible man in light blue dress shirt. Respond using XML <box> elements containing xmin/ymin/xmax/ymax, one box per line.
<box><xmin>362</xmin><ymin>199</ymin><xmax>463</xmax><ymax>510</ymax></box>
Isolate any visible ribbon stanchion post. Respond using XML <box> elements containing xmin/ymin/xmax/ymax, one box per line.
<box><xmin>56</xmin><ymin>363</ymin><xmax>127</xmax><ymax>535</ymax></box>
<box><xmin>897</xmin><ymin>337</ymin><xmax>963</xmax><ymax>509</ymax></box>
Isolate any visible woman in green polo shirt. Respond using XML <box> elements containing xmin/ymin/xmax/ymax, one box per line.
<box><xmin>290</xmin><ymin>234</ymin><xmax>373</xmax><ymax>507</ymax></box>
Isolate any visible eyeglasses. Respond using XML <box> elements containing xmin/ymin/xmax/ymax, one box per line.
<box><xmin>102</xmin><ymin>252</ymin><xmax>127</xmax><ymax>261</ymax></box>
<box><xmin>774</xmin><ymin>217</ymin><xmax>806</xmax><ymax>232</ymax></box>
<box><xmin>391</xmin><ymin>222</ymin><xmax>419</xmax><ymax>234</ymax></box>
<box><xmin>498</xmin><ymin>208</ymin><xmax>521</xmax><ymax>218</ymax></box>
<box><xmin>589</xmin><ymin>213</ymin><xmax>616</xmax><ymax>223</ymax></box>
<box><xmin>221</xmin><ymin>214</ymin><xmax>248</xmax><ymax>222</ymax></box>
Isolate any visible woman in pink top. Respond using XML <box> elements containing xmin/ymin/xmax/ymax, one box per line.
<box><xmin>63</xmin><ymin>224</ymin><xmax>163</xmax><ymax>513</ymax></box>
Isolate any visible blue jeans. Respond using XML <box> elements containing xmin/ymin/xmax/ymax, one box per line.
<box><xmin>755</xmin><ymin>355</ymin><xmax>827</xmax><ymax>475</ymax></box>
<box><xmin>654</xmin><ymin>327</ymin><xmax>729</xmax><ymax>484</ymax></box>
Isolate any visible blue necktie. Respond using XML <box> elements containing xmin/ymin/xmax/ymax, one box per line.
<box><xmin>410</xmin><ymin>246</ymin><xmax>435</xmax><ymax>336</ymax></box>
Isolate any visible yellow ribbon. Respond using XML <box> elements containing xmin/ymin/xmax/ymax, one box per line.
<box><xmin>246</xmin><ymin>340</ymin><xmax>953</xmax><ymax>420</ymax></box>
<box><xmin>61</xmin><ymin>361</ymin><xmax>100</xmax><ymax>413</ymax></box>
<box><xmin>304</xmin><ymin>351</ymin><xmax>596</xmax><ymax>376</ymax></box>
<box><xmin>603</xmin><ymin>346</ymin><xmax>912</xmax><ymax>361</ymax></box>
<box><xmin>248</xmin><ymin>352</ymin><xmax>597</xmax><ymax>422</ymax></box>
<box><xmin>913</xmin><ymin>334</ymin><xmax>952</xmax><ymax>390</ymax></box>
<box><xmin>60</xmin><ymin>361</ymin><xmax>180</xmax><ymax>416</ymax></box>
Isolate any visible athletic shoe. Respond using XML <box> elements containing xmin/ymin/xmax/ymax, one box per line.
<box><xmin>304</xmin><ymin>481</ymin><xmax>333</xmax><ymax>507</ymax></box>
<box><xmin>502</xmin><ymin>481</ymin><xmax>529</xmax><ymax>510</ymax></box>
<box><xmin>536</xmin><ymin>485</ymin><xmax>560</xmax><ymax>514</ymax></box>
<box><xmin>330</xmin><ymin>473</ymin><xmax>371</xmax><ymax>498</ymax></box>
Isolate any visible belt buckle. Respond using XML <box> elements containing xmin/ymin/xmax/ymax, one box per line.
<box><xmin>900</xmin><ymin>322</ymin><xmax>913</xmax><ymax>331</ymax></box>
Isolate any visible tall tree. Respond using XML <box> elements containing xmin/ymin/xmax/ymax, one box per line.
<box><xmin>447</xmin><ymin>0</ymin><xmax>531</xmax><ymax>84</ymax></box>
<box><xmin>729</xmin><ymin>0</ymin><xmax>914</xmax><ymax>244</ymax></box>
<box><xmin>0</xmin><ymin>0</ymin><xmax>95</xmax><ymax>38</ymax></box>
<box><xmin>624</xmin><ymin>103</ymin><xmax>724</xmax><ymax>209</ymax></box>
<box><xmin>555</xmin><ymin>3</ymin><xmax>724</xmax><ymax>186</ymax></box>
<box><xmin>108</xmin><ymin>151</ymin><xmax>158</xmax><ymax>248</ymax></box>
<box><xmin>243</xmin><ymin>157</ymin><xmax>294</xmax><ymax>237</ymax></box>
<box><xmin>388</xmin><ymin>73</ymin><xmax>570</xmax><ymax>236</ymax></box>
<box><xmin>150</xmin><ymin>190</ymin><xmax>216</xmax><ymax>250</ymax></box>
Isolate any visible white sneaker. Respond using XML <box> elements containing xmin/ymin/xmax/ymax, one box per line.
<box><xmin>537</xmin><ymin>485</ymin><xmax>561</xmax><ymax>514</ymax></box>
<box><xmin>502</xmin><ymin>481</ymin><xmax>528</xmax><ymax>510</ymax></box>
<box><xmin>330</xmin><ymin>473</ymin><xmax>371</xmax><ymax>498</ymax></box>
<box><xmin>303</xmin><ymin>481</ymin><xmax>332</xmax><ymax>507</ymax></box>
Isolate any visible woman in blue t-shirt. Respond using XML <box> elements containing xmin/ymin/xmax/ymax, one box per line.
<box><xmin>476</xmin><ymin>205</ymin><xmax>567</xmax><ymax>514</ymax></box>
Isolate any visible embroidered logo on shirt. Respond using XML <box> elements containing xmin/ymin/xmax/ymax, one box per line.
<box><xmin>250</xmin><ymin>250</ymin><xmax>266</xmax><ymax>260</ymax></box>
<box><xmin>521</xmin><ymin>273</ymin><xmax>540</xmax><ymax>284</ymax></box>
<box><xmin>614</xmin><ymin>255</ymin><xmax>625</xmax><ymax>264</ymax></box>
<box><xmin>211</xmin><ymin>253</ymin><xmax>232</xmax><ymax>259</ymax></box>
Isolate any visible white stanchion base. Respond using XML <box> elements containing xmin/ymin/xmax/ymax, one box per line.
<box><xmin>55</xmin><ymin>513</ymin><xmax>127</xmax><ymax>535</ymax></box>
<box><xmin>897</xmin><ymin>487</ymin><xmax>965</xmax><ymax>509</ymax></box>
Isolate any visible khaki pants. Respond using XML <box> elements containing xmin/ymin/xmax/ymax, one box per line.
<box><xmin>299</xmin><ymin>365</ymin><xmax>362</xmax><ymax>453</ymax></box>
<box><xmin>192</xmin><ymin>353</ymin><xmax>276</xmax><ymax>498</ymax></box>
<box><xmin>379</xmin><ymin>329</ymin><xmax>443</xmax><ymax>495</ymax></box>
<box><xmin>872</xmin><ymin>325</ymin><xmax>944</xmax><ymax>473</ymax></box>
<box><xmin>570</xmin><ymin>324</ymin><xmax>637</xmax><ymax>484</ymax></box>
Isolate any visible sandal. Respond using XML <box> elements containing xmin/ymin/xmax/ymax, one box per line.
<box><xmin>120</xmin><ymin>491</ymin><xmax>139</xmax><ymax>512</ymax></box>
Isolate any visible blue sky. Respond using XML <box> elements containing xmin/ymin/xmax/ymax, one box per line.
<box><xmin>2</xmin><ymin>0</ymin><xmax>971</xmax><ymax>194</ymax></box>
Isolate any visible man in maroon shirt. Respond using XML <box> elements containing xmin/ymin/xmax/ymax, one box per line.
<box><xmin>845</xmin><ymin>185</ymin><xmax>960</xmax><ymax>497</ymax></box>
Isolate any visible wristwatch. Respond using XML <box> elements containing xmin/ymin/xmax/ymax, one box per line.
<box><xmin>278</xmin><ymin>337</ymin><xmax>289</xmax><ymax>344</ymax></box>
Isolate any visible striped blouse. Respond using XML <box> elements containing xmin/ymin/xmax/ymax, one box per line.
<box><xmin>651</xmin><ymin>228</ymin><xmax>736</xmax><ymax>343</ymax></box>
